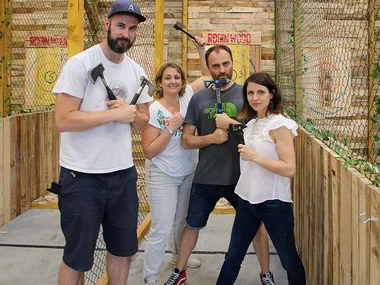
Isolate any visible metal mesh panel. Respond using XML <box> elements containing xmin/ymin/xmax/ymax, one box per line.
<box><xmin>276</xmin><ymin>0</ymin><xmax>380</xmax><ymax>185</ymax></box>
<box><xmin>9</xmin><ymin>0</ymin><xmax>68</xmax><ymax>115</ymax></box>
<box><xmin>163</xmin><ymin>0</ymin><xmax>183</xmax><ymax>67</ymax></box>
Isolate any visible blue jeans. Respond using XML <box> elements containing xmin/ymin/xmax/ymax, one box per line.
<box><xmin>217</xmin><ymin>198</ymin><xmax>306</xmax><ymax>285</ymax></box>
<box><xmin>186</xmin><ymin>183</ymin><xmax>238</xmax><ymax>230</ymax></box>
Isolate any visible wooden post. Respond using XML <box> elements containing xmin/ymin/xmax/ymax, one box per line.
<box><xmin>0</xmin><ymin>0</ymin><xmax>12</xmax><ymax>117</ymax></box>
<box><xmin>368</xmin><ymin>0</ymin><xmax>375</xmax><ymax>163</ymax></box>
<box><xmin>182</xmin><ymin>0</ymin><xmax>188</xmax><ymax>74</ymax></box>
<box><xmin>68</xmin><ymin>0</ymin><xmax>84</xmax><ymax>58</ymax></box>
<box><xmin>370</xmin><ymin>186</ymin><xmax>380</xmax><ymax>285</ymax></box>
<box><xmin>0</xmin><ymin>118</ymin><xmax>4</xmax><ymax>225</ymax></box>
<box><xmin>294</xmin><ymin>0</ymin><xmax>303</xmax><ymax>120</ymax></box>
<box><xmin>154</xmin><ymin>0</ymin><xmax>164</xmax><ymax>75</ymax></box>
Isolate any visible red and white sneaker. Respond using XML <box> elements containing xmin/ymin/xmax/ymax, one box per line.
<box><xmin>164</xmin><ymin>268</ymin><xmax>187</xmax><ymax>285</ymax></box>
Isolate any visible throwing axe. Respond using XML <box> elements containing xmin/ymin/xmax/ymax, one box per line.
<box><xmin>229</xmin><ymin>123</ymin><xmax>247</xmax><ymax>145</ymax></box>
<box><xmin>89</xmin><ymin>63</ymin><xmax>117</xmax><ymax>100</ymax></box>
<box><xmin>130</xmin><ymin>76</ymin><xmax>155</xmax><ymax>105</ymax></box>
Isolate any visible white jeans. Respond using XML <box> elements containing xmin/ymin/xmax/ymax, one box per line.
<box><xmin>143</xmin><ymin>160</ymin><xmax>194</xmax><ymax>283</ymax></box>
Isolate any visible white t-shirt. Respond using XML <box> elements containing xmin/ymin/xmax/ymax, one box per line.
<box><xmin>235</xmin><ymin>114</ymin><xmax>298</xmax><ymax>204</ymax></box>
<box><xmin>52</xmin><ymin>44</ymin><xmax>153</xmax><ymax>173</ymax></box>
<box><xmin>148</xmin><ymin>85</ymin><xmax>197</xmax><ymax>177</ymax></box>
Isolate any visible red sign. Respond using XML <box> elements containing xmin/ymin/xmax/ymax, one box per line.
<box><xmin>205</xmin><ymin>33</ymin><xmax>253</xmax><ymax>45</ymax></box>
<box><xmin>29</xmin><ymin>36</ymin><xmax>68</xmax><ymax>47</ymax></box>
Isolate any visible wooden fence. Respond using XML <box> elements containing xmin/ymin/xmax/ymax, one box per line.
<box><xmin>0</xmin><ymin>111</ymin><xmax>60</xmax><ymax>226</ymax></box>
<box><xmin>293</xmin><ymin>127</ymin><xmax>380</xmax><ymax>285</ymax></box>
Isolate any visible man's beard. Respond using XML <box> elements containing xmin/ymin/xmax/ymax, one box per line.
<box><xmin>214</xmin><ymin>71</ymin><xmax>232</xmax><ymax>81</ymax></box>
<box><xmin>107</xmin><ymin>29</ymin><xmax>134</xmax><ymax>54</ymax></box>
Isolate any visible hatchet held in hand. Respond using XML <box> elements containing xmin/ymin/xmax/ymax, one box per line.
<box><xmin>89</xmin><ymin>63</ymin><xmax>117</xmax><ymax>100</ymax></box>
<box><xmin>130</xmin><ymin>76</ymin><xmax>155</xmax><ymax>105</ymax></box>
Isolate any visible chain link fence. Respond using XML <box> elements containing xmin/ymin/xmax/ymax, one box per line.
<box><xmin>276</xmin><ymin>0</ymin><xmax>380</xmax><ymax>185</ymax></box>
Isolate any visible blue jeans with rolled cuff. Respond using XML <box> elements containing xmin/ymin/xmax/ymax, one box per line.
<box><xmin>216</xmin><ymin>198</ymin><xmax>306</xmax><ymax>285</ymax></box>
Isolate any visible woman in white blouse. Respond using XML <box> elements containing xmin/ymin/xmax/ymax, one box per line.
<box><xmin>216</xmin><ymin>73</ymin><xmax>306</xmax><ymax>285</ymax></box>
<box><xmin>141</xmin><ymin>37</ymin><xmax>211</xmax><ymax>285</ymax></box>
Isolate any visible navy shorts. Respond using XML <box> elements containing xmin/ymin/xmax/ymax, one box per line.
<box><xmin>186</xmin><ymin>183</ymin><xmax>238</xmax><ymax>230</ymax></box>
<box><xmin>58</xmin><ymin>166</ymin><xmax>138</xmax><ymax>272</ymax></box>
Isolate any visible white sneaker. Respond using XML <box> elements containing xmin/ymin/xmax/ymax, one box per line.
<box><xmin>171</xmin><ymin>253</ymin><xmax>201</xmax><ymax>268</ymax></box>
<box><xmin>145</xmin><ymin>280</ymin><xmax>157</xmax><ymax>285</ymax></box>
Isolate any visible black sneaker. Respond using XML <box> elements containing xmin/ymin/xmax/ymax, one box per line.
<box><xmin>164</xmin><ymin>268</ymin><xmax>187</xmax><ymax>285</ymax></box>
<box><xmin>260</xmin><ymin>272</ymin><xmax>275</xmax><ymax>285</ymax></box>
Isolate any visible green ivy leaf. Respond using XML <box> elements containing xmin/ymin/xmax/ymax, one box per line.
<box><xmin>371</xmin><ymin>62</ymin><xmax>380</xmax><ymax>79</ymax></box>
<box><xmin>375</xmin><ymin>99</ymin><xmax>380</xmax><ymax>114</ymax></box>
<box><xmin>370</xmin><ymin>115</ymin><xmax>378</xmax><ymax>123</ymax></box>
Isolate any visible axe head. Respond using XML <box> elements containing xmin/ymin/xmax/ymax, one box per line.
<box><xmin>173</xmin><ymin>21</ymin><xmax>186</xmax><ymax>30</ymax></box>
<box><xmin>140</xmin><ymin>76</ymin><xmax>155</xmax><ymax>96</ymax></box>
<box><xmin>89</xmin><ymin>63</ymin><xmax>105</xmax><ymax>84</ymax></box>
<box><xmin>228</xmin><ymin>123</ymin><xmax>247</xmax><ymax>144</ymax></box>
<box><xmin>204</xmin><ymin>78</ymin><xmax>231</xmax><ymax>89</ymax></box>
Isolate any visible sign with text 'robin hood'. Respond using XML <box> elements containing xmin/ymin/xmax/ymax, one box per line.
<box><xmin>203</xmin><ymin>32</ymin><xmax>261</xmax><ymax>45</ymax></box>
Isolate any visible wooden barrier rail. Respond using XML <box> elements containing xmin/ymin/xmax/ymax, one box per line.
<box><xmin>293</xmin><ymin>127</ymin><xmax>380</xmax><ymax>285</ymax></box>
<box><xmin>0</xmin><ymin>111</ymin><xmax>60</xmax><ymax>226</ymax></box>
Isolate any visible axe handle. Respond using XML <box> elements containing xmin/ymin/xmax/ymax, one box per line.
<box><xmin>178</xmin><ymin>28</ymin><xmax>196</xmax><ymax>40</ymax></box>
<box><xmin>130</xmin><ymin>85</ymin><xmax>144</xmax><ymax>105</ymax></box>
<box><xmin>105</xmin><ymin>85</ymin><xmax>117</xmax><ymax>100</ymax></box>
<box><xmin>215</xmin><ymin>83</ymin><xmax>223</xmax><ymax>114</ymax></box>
<box><xmin>100</xmin><ymin>75</ymin><xmax>117</xmax><ymax>100</ymax></box>
<box><xmin>237</xmin><ymin>133</ymin><xmax>245</xmax><ymax>145</ymax></box>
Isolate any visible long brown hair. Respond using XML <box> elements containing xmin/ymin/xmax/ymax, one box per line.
<box><xmin>154</xmin><ymin>63</ymin><xmax>186</xmax><ymax>99</ymax></box>
<box><xmin>239</xmin><ymin>72</ymin><xmax>283</xmax><ymax>120</ymax></box>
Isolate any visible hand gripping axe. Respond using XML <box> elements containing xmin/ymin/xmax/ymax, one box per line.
<box><xmin>204</xmin><ymin>78</ymin><xmax>231</xmax><ymax>114</ymax></box>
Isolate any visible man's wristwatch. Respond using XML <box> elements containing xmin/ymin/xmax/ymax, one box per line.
<box><xmin>167</xmin><ymin>127</ymin><xmax>174</xmax><ymax>135</ymax></box>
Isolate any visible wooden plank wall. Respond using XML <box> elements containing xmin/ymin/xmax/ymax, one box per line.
<box><xmin>0</xmin><ymin>111</ymin><xmax>60</xmax><ymax>226</ymax></box>
<box><xmin>187</xmin><ymin>0</ymin><xmax>275</xmax><ymax>82</ymax></box>
<box><xmin>293</xmin><ymin>127</ymin><xmax>380</xmax><ymax>285</ymax></box>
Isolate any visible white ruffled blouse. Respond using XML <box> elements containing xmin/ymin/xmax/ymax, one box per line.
<box><xmin>235</xmin><ymin>114</ymin><xmax>298</xmax><ymax>204</ymax></box>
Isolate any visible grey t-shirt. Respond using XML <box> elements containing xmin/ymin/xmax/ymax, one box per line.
<box><xmin>184</xmin><ymin>83</ymin><xmax>244</xmax><ymax>185</ymax></box>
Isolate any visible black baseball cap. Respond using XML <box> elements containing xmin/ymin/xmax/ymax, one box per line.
<box><xmin>108</xmin><ymin>0</ymin><xmax>146</xmax><ymax>23</ymax></box>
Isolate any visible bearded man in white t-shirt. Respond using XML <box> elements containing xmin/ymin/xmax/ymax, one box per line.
<box><xmin>52</xmin><ymin>1</ymin><xmax>152</xmax><ymax>284</ymax></box>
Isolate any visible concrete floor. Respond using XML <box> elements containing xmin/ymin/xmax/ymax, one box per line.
<box><xmin>0</xmin><ymin>209</ymin><xmax>288</xmax><ymax>285</ymax></box>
